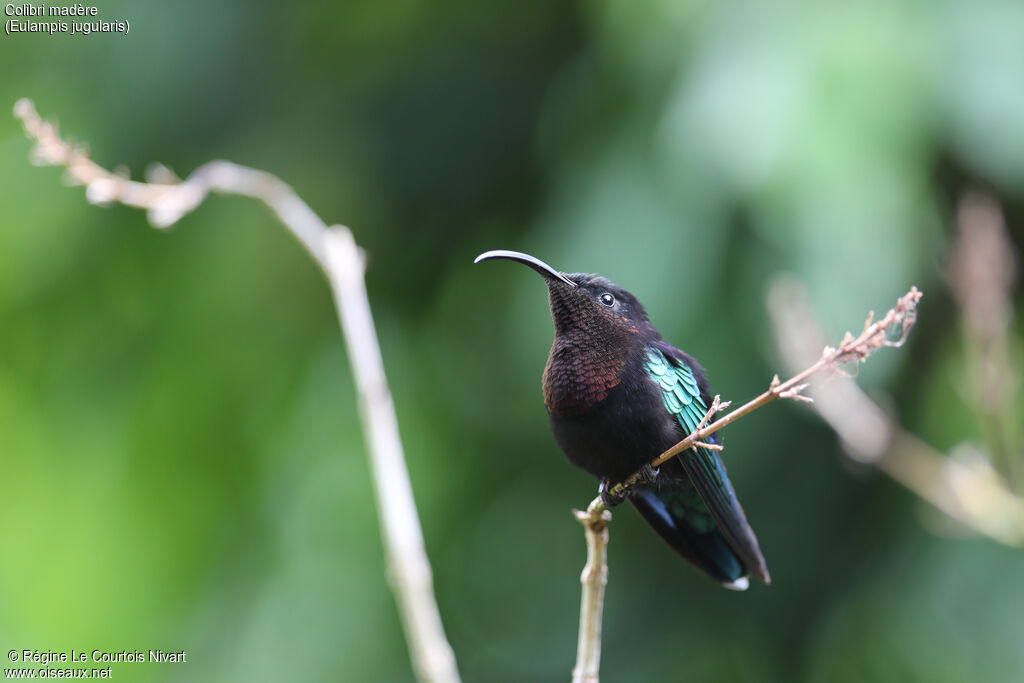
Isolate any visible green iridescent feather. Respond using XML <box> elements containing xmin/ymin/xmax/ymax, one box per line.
<box><xmin>643</xmin><ymin>345</ymin><xmax>714</xmax><ymax>453</ymax></box>
<box><xmin>641</xmin><ymin>345</ymin><xmax>769</xmax><ymax>584</ymax></box>
<box><xmin>642</xmin><ymin>346</ymin><xmax>722</xmax><ymax>534</ymax></box>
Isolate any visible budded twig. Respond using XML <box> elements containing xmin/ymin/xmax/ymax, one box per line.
<box><xmin>599</xmin><ymin>285</ymin><xmax>922</xmax><ymax>505</ymax></box>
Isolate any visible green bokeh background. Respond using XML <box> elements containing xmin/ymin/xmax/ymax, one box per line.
<box><xmin>2</xmin><ymin>1</ymin><xmax>1023</xmax><ymax>681</ymax></box>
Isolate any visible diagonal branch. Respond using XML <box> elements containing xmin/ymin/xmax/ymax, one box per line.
<box><xmin>598</xmin><ymin>285</ymin><xmax>923</xmax><ymax>504</ymax></box>
<box><xmin>14</xmin><ymin>98</ymin><xmax>461</xmax><ymax>683</ymax></box>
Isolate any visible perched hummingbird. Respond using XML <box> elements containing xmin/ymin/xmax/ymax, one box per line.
<box><xmin>476</xmin><ymin>250</ymin><xmax>769</xmax><ymax>590</ymax></box>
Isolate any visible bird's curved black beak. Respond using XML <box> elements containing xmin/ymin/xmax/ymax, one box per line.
<box><xmin>474</xmin><ymin>250</ymin><xmax>577</xmax><ymax>289</ymax></box>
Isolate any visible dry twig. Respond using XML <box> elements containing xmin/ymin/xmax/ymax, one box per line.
<box><xmin>14</xmin><ymin>99</ymin><xmax>461</xmax><ymax>683</ymax></box>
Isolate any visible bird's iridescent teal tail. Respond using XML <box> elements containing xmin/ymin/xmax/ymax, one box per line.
<box><xmin>629</xmin><ymin>488</ymin><xmax>750</xmax><ymax>589</ymax></box>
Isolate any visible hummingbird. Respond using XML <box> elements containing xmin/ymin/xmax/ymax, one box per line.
<box><xmin>475</xmin><ymin>250</ymin><xmax>770</xmax><ymax>590</ymax></box>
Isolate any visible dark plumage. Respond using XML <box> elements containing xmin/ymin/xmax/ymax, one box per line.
<box><xmin>476</xmin><ymin>250</ymin><xmax>770</xmax><ymax>590</ymax></box>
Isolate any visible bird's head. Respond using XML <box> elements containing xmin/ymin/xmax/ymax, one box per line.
<box><xmin>474</xmin><ymin>250</ymin><xmax>652</xmax><ymax>341</ymax></box>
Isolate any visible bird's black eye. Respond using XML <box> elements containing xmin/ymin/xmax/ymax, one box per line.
<box><xmin>599</xmin><ymin>293</ymin><xmax>615</xmax><ymax>307</ymax></box>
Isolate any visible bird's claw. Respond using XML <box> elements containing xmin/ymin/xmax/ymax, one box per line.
<box><xmin>599</xmin><ymin>479</ymin><xmax>625</xmax><ymax>507</ymax></box>
<box><xmin>637</xmin><ymin>464</ymin><xmax>660</xmax><ymax>483</ymax></box>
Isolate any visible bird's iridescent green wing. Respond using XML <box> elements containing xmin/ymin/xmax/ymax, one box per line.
<box><xmin>643</xmin><ymin>344</ymin><xmax>770</xmax><ymax>584</ymax></box>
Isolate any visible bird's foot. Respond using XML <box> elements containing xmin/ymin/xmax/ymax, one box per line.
<box><xmin>599</xmin><ymin>478</ymin><xmax>626</xmax><ymax>508</ymax></box>
<box><xmin>636</xmin><ymin>464</ymin><xmax>660</xmax><ymax>483</ymax></box>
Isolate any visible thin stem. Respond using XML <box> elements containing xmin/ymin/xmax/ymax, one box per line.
<box><xmin>572</xmin><ymin>500</ymin><xmax>611</xmax><ymax>683</ymax></box>
<box><xmin>324</xmin><ymin>230</ymin><xmax>460</xmax><ymax>682</ymax></box>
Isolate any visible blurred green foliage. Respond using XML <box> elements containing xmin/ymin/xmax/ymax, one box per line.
<box><xmin>1</xmin><ymin>0</ymin><xmax>1023</xmax><ymax>681</ymax></box>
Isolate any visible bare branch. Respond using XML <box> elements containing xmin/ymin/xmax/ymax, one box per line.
<box><xmin>572</xmin><ymin>500</ymin><xmax>612</xmax><ymax>683</ymax></box>
<box><xmin>14</xmin><ymin>99</ymin><xmax>461</xmax><ymax>683</ymax></box>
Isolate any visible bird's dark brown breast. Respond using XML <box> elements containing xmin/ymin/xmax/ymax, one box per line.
<box><xmin>542</xmin><ymin>312</ymin><xmax>639</xmax><ymax>418</ymax></box>
<box><xmin>542</xmin><ymin>339</ymin><xmax>625</xmax><ymax>418</ymax></box>
<box><xmin>546</xmin><ymin>360</ymin><xmax>681</xmax><ymax>482</ymax></box>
